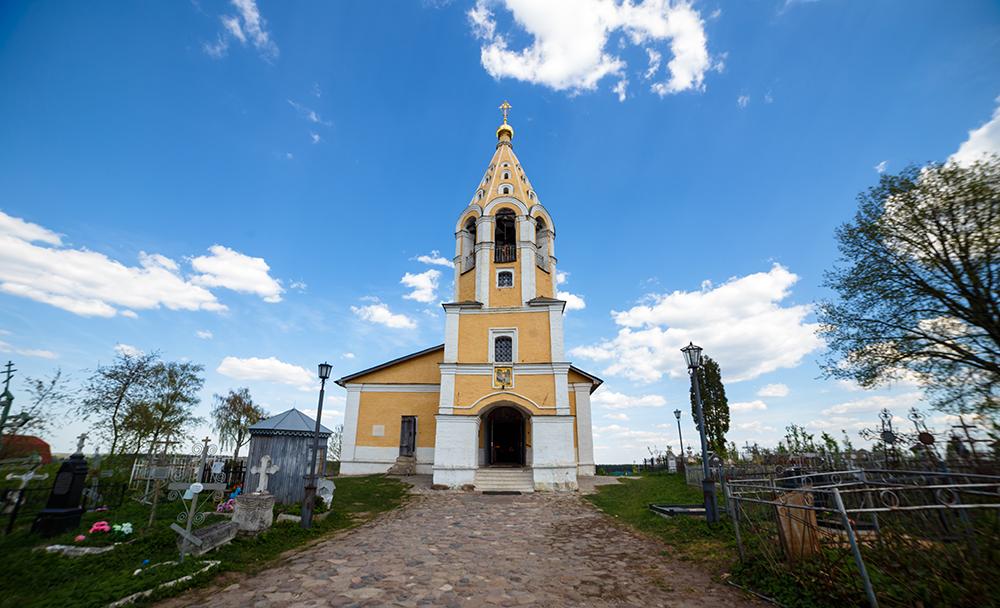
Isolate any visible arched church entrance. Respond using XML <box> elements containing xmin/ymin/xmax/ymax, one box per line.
<box><xmin>484</xmin><ymin>406</ymin><xmax>526</xmax><ymax>467</ymax></box>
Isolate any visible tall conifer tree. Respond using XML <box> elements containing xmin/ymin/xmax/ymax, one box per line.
<box><xmin>689</xmin><ymin>356</ymin><xmax>730</xmax><ymax>457</ymax></box>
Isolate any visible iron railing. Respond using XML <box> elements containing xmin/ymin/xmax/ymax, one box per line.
<box><xmin>495</xmin><ymin>244</ymin><xmax>516</xmax><ymax>263</ymax></box>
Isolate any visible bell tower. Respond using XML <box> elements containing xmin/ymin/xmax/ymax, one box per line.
<box><xmin>432</xmin><ymin>102</ymin><xmax>594</xmax><ymax>491</ymax></box>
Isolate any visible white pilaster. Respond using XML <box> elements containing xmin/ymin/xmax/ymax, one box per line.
<box><xmin>432</xmin><ymin>415</ymin><xmax>481</xmax><ymax>487</ymax></box>
<box><xmin>438</xmin><ymin>369</ymin><xmax>456</xmax><ymax>415</ymax></box>
<box><xmin>554</xmin><ymin>366</ymin><xmax>570</xmax><ymax>415</ymax></box>
<box><xmin>341</xmin><ymin>385</ymin><xmax>362</xmax><ymax>463</ymax></box>
<box><xmin>548</xmin><ymin>303</ymin><xmax>565</xmax><ymax>361</ymax></box>
<box><xmin>573</xmin><ymin>384</ymin><xmax>596</xmax><ymax>476</ymax></box>
<box><xmin>531</xmin><ymin>415</ymin><xmax>578</xmax><ymax>491</ymax></box>
<box><xmin>443</xmin><ymin>308</ymin><xmax>460</xmax><ymax>363</ymax></box>
<box><xmin>518</xmin><ymin>216</ymin><xmax>536</xmax><ymax>305</ymax></box>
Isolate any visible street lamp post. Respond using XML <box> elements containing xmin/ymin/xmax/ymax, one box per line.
<box><xmin>681</xmin><ymin>342</ymin><xmax>719</xmax><ymax>524</ymax></box>
<box><xmin>301</xmin><ymin>362</ymin><xmax>333</xmax><ymax>529</ymax></box>
<box><xmin>673</xmin><ymin>409</ymin><xmax>685</xmax><ymax>470</ymax></box>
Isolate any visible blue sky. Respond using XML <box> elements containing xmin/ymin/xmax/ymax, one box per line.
<box><xmin>1</xmin><ymin>0</ymin><xmax>998</xmax><ymax>461</ymax></box>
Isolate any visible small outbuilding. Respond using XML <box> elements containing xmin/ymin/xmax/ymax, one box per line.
<box><xmin>245</xmin><ymin>408</ymin><xmax>331</xmax><ymax>504</ymax></box>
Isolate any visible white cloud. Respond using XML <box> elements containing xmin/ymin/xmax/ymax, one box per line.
<box><xmin>0</xmin><ymin>211</ymin><xmax>243</xmax><ymax>318</ymax></box>
<box><xmin>287</xmin><ymin>100</ymin><xmax>333</xmax><ymax>127</ymax></box>
<box><xmin>341</xmin><ymin>352</ymin><xmax>356</xmax><ymax>359</ymax></box>
<box><xmin>120</xmin><ymin>310</ymin><xmax>138</xmax><ymax>319</ymax></box>
<box><xmin>604</xmin><ymin>412</ymin><xmax>630</xmax><ymax>421</ymax></box>
<box><xmin>196</xmin><ymin>330</ymin><xmax>214</xmax><ymax>340</ymax></box>
<box><xmin>612</xmin><ymin>78</ymin><xmax>628</xmax><ymax>102</ymax></box>
<box><xmin>400</xmin><ymin>269</ymin><xmax>441</xmax><ymax>303</ymax></box>
<box><xmin>951</xmin><ymin>97</ymin><xmax>1000</xmax><ymax>165</ymax></box>
<box><xmin>203</xmin><ymin>0</ymin><xmax>279</xmax><ymax>60</ymax></box>
<box><xmin>874</xmin><ymin>160</ymin><xmax>888</xmax><ymax>174</ymax></box>
<box><xmin>310</xmin><ymin>133</ymin><xmax>321</xmax><ymax>144</ymax></box>
<box><xmin>351</xmin><ymin>301</ymin><xmax>417</xmax><ymax>329</ymax></box>
<box><xmin>737</xmin><ymin>420</ymin><xmax>775</xmax><ymax>432</ymax></box>
<box><xmin>217</xmin><ymin>355</ymin><xmax>315</xmax><ymax>391</ymax></box>
<box><xmin>731</xmin><ymin>400</ymin><xmax>767</xmax><ymax>412</ymax></box>
<box><xmin>415</xmin><ymin>250</ymin><xmax>455</xmax><ymax>268</ymax></box>
<box><xmin>115</xmin><ymin>343</ymin><xmax>143</xmax><ymax>357</ymax></box>
<box><xmin>0</xmin><ymin>340</ymin><xmax>57</xmax><ymax>359</ymax></box>
<box><xmin>467</xmin><ymin>0</ymin><xmax>718</xmax><ymax>99</ymax></box>
<box><xmin>592</xmin><ymin>388</ymin><xmax>666</xmax><ymax>410</ymax></box>
<box><xmin>737</xmin><ymin>94</ymin><xmax>749</xmax><ymax>108</ymax></box>
<box><xmin>644</xmin><ymin>48</ymin><xmax>661</xmax><ymax>79</ymax></box>
<box><xmin>557</xmin><ymin>290</ymin><xmax>587</xmax><ymax>311</ymax></box>
<box><xmin>570</xmin><ymin>264</ymin><xmax>823</xmax><ymax>383</ymax></box>
<box><xmin>757</xmin><ymin>383</ymin><xmax>789</xmax><ymax>398</ymax></box>
<box><xmin>821</xmin><ymin>392</ymin><xmax>923</xmax><ymax>416</ymax></box>
<box><xmin>289</xmin><ymin>281</ymin><xmax>307</xmax><ymax>291</ymax></box>
<box><xmin>191</xmin><ymin>245</ymin><xmax>284</xmax><ymax>303</ymax></box>
<box><xmin>556</xmin><ymin>271</ymin><xmax>569</xmax><ymax>285</ymax></box>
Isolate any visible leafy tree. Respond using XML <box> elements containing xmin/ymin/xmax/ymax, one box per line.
<box><xmin>78</xmin><ymin>350</ymin><xmax>160</xmax><ymax>457</ymax></box>
<box><xmin>689</xmin><ymin>356</ymin><xmax>730</xmax><ymax>456</ymax></box>
<box><xmin>211</xmin><ymin>388</ymin><xmax>266</xmax><ymax>462</ymax></box>
<box><xmin>784</xmin><ymin>424</ymin><xmax>817</xmax><ymax>453</ymax></box>
<box><xmin>18</xmin><ymin>369</ymin><xmax>74</xmax><ymax>437</ymax></box>
<box><xmin>121</xmin><ymin>361</ymin><xmax>205</xmax><ymax>454</ymax></box>
<box><xmin>327</xmin><ymin>424</ymin><xmax>344</xmax><ymax>463</ymax></box>
<box><xmin>819</xmin><ymin>157</ymin><xmax>1000</xmax><ymax>416</ymax></box>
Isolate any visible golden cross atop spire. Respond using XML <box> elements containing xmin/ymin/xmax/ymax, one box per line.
<box><xmin>499</xmin><ymin>100</ymin><xmax>511</xmax><ymax>124</ymax></box>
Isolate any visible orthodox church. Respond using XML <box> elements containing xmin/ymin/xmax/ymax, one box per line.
<box><xmin>335</xmin><ymin>104</ymin><xmax>601</xmax><ymax>491</ymax></box>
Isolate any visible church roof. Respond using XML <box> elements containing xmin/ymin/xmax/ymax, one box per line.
<box><xmin>335</xmin><ymin>344</ymin><xmax>604</xmax><ymax>393</ymax></box>
<box><xmin>466</xmin><ymin>105</ymin><xmax>541</xmax><ymax>210</ymax></box>
<box><xmin>249</xmin><ymin>408</ymin><xmax>332</xmax><ymax>437</ymax></box>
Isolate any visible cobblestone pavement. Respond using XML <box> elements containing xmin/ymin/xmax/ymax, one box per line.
<box><xmin>160</xmin><ymin>491</ymin><xmax>757</xmax><ymax>608</ymax></box>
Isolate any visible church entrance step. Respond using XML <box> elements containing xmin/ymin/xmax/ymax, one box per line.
<box><xmin>387</xmin><ymin>455</ymin><xmax>417</xmax><ymax>476</ymax></box>
<box><xmin>473</xmin><ymin>468</ymin><xmax>534</xmax><ymax>493</ymax></box>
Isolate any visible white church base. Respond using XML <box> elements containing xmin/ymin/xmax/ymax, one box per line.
<box><xmin>339</xmin><ymin>446</ymin><xmax>435</xmax><ymax>476</ymax></box>
<box><xmin>431</xmin><ymin>414</ymin><xmax>481</xmax><ymax>488</ymax></box>
<box><xmin>531</xmin><ymin>415</ymin><xmax>579</xmax><ymax>491</ymax></box>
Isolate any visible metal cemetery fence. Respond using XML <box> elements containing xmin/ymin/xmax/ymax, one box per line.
<box><xmin>725</xmin><ymin>469</ymin><xmax>1000</xmax><ymax>608</ymax></box>
<box><xmin>2</xmin><ymin>480</ymin><xmax>127</xmax><ymax>535</ymax></box>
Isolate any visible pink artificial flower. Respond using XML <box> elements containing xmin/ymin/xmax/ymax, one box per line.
<box><xmin>89</xmin><ymin>521</ymin><xmax>111</xmax><ymax>534</ymax></box>
<box><xmin>74</xmin><ymin>535</ymin><xmax>86</xmax><ymax>542</ymax></box>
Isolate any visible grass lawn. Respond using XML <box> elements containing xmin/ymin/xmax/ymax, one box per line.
<box><xmin>585</xmin><ymin>472</ymin><xmax>738</xmax><ymax>570</ymax></box>
<box><xmin>0</xmin><ymin>475</ymin><xmax>409</xmax><ymax>608</ymax></box>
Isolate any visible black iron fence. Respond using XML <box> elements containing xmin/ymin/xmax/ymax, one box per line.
<box><xmin>2</xmin><ymin>479</ymin><xmax>128</xmax><ymax>535</ymax></box>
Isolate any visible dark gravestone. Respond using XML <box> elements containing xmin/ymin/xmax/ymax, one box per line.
<box><xmin>31</xmin><ymin>452</ymin><xmax>88</xmax><ymax>536</ymax></box>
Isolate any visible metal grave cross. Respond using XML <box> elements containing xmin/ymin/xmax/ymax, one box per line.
<box><xmin>166</xmin><ymin>437</ymin><xmax>226</xmax><ymax>561</ymax></box>
<box><xmin>251</xmin><ymin>454</ymin><xmax>279</xmax><ymax>494</ymax></box>
<box><xmin>3</xmin><ymin>467</ymin><xmax>49</xmax><ymax>514</ymax></box>
<box><xmin>75</xmin><ymin>432</ymin><xmax>89</xmax><ymax>455</ymax></box>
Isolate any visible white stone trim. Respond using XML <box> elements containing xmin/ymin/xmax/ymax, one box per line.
<box><xmin>459</xmin><ymin>390</ymin><xmax>553</xmax><ymax>411</ymax></box>
<box><xmin>573</xmin><ymin>384</ymin><xmax>595</xmax><ymax>473</ymax></box>
<box><xmin>488</xmin><ymin>327</ymin><xmax>518</xmax><ymax>363</ymax></box>
<box><xmin>554</xmin><ymin>370</ymin><xmax>570</xmax><ymax>415</ymax></box>
<box><xmin>340</xmin><ymin>446</ymin><xmax>435</xmax><ymax>476</ymax></box>
<box><xmin>458</xmin><ymin>305</ymin><xmax>548</xmax><ymax>315</ymax></box>
<box><xmin>483</xmin><ymin>196</ymin><xmax>529</xmax><ymax>216</ymax></box>
<box><xmin>495</xmin><ymin>268</ymin><xmax>515</xmax><ymax>289</ymax></box>
<box><xmin>432</xmin><ymin>415</ymin><xmax>481</xmax><ymax>487</ymax></box>
<box><xmin>439</xmin><ymin>362</ymin><xmax>572</xmax><ymax>375</ymax></box>
<box><xmin>530</xmin><ymin>415</ymin><xmax>578</xmax><ymax>491</ymax></box>
<box><xmin>341</xmin><ymin>385</ymin><xmax>361</xmax><ymax>463</ymax></box>
<box><xmin>438</xmin><ymin>369</ymin><xmax>455</xmax><ymax>415</ymax></box>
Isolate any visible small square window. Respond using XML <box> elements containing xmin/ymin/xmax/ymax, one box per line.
<box><xmin>498</xmin><ymin>271</ymin><xmax>513</xmax><ymax>288</ymax></box>
<box><xmin>494</xmin><ymin>336</ymin><xmax>513</xmax><ymax>362</ymax></box>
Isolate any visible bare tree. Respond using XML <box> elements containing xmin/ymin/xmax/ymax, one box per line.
<box><xmin>211</xmin><ymin>388</ymin><xmax>266</xmax><ymax>462</ymax></box>
<box><xmin>820</xmin><ymin>157</ymin><xmax>1000</xmax><ymax>416</ymax></box>
<box><xmin>18</xmin><ymin>369</ymin><xmax>75</xmax><ymax>438</ymax></box>
<box><xmin>327</xmin><ymin>424</ymin><xmax>344</xmax><ymax>462</ymax></box>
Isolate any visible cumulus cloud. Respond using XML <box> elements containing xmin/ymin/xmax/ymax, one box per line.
<box><xmin>570</xmin><ymin>264</ymin><xmax>823</xmax><ymax>383</ymax></box>
<box><xmin>592</xmin><ymin>388</ymin><xmax>666</xmax><ymax>410</ymax></box>
<box><xmin>951</xmin><ymin>97</ymin><xmax>1000</xmax><ymax>165</ymax></box>
<box><xmin>401</xmin><ymin>269</ymin><xmax>441</xmax><ymax>304</ymax></box>
<box><xmin>115</xmin><ymin>343</ymin><xmax>143</xmax><ymax>357</ymax></box>
<box><xmin>737</xmin><ymin>420</ymin><xmax>775</xmax><ymax>432</ymax></box>
<box><xmin>874</xmin><ymin>160</ymin><xmax>888</xmax><ymax>174</ymax></box>
<box><xmin>555</xmin><ymin>270</ymin><xmax>586</xmax><ymax>310</ymax></box>
<box><xmin>731</xmin><ymin>400</ymin><xmax>767</xmax><ymax>412</ymax></box>
<box><xmin>820</xmin><ymin>392</ymin><xmax>924</xmax><ymax>416</ymax></box>
<box><xmin>604</xmin><ymin>412</ymin><xmax>630</xmax><ymax>421</ymax></box>
<box><xmin>467</xmin><ymin>0</ymin><xmax>719</xmax><ymax>99</ymax></box>
<box><xmin>737</xmin><ymin>94</ymin><xmax>749</xmax><ymax>108</ymax></box>
<box><xmin>217</xmin><ymin>355</ymin><xmax>315</xmax><ymax>391</ymax></box>
<box><xmin>351</xmin><ymin>300</ymin><xmax>417</xmax><ymax>329</ymax></box>
<box><xmin>757</xmin><ymin>383</ymin><xmax>789</xmax><ymax>398</ymax></box>
<box><xmin>191</xmin><ymin>245</ymin><xmax>284</xmax><ymax>303</ymax></box>
<box><xmin>203</xmin><ymin>0</ymin><xmax>279</xmax><ymax>60</ymax></box>
<box><xmin>196</xmin><ymin>330</ymin><xmax>214</xmax><ymax>340</ymax></box>
<box><xmin>0</xmin><ymin>211</ymin><xmax>286</xmax><ymax>317</ymax></box>
<box><xmin>415</xmin><ymin>250</ymin><xmax>455</xmax><ymax>268</ymax></box>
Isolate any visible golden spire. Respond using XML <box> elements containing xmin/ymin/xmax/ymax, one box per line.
<box><xmin>496</xmin><ymin>100</ymin><xmax>514</xmax><ymax>143</ymax></box>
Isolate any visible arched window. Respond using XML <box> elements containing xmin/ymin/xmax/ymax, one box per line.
<box><xmin>477</xmin><ymin>189</ymin><xmax>484</xmax><ymax>200</ymax></box>
<box><xmin>495</xmin><ymin>209</ymin><xmax>516</xmax><ymax>263</ymax></box>
<box><xmin>499</xmin><ymin>185</ymin><xmax>511</xmax><ymax>195</ymax></box>
<box><xmin>497</xmin><ymin>270</ymin><xmax>513</xmax><ymax>288</ymax></box>
<box><xmin>494</xmin><ymin>336</ymin><xmax>513</xmax><ymax>362</ymax></box>
<box><xmin>462</xmin><ymin>217</ymin><xmax>477</xmax><ymax>271</ymax></box>
<box><xmin>502</xmin><ymin>171</ymin><xmax>510</xmax><ymax>180</ymax></box>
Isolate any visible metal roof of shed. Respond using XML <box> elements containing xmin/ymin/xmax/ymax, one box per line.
<box><xmin>248</xmin><ymin>408</ymin><xmax>332</xmax><ymax>437</ymax></box>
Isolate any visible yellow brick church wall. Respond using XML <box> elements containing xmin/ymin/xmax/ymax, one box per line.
<box><xmin>453</xmin><ymin>374</ymin><xmax>556</xmax><ymax>414</ymax></box>
<box><xmin>355</xmin><ymin>391</ymin><xmax>439</xmax><ymax>448</ymax></box>
<box><xmin>457</xmin><ymin>311</ymin><xmax>551</xmax><ymax>362</ymax></box>
<box><xmin>348</xmin><ymin>349</ymin><xmax>442</xmax><ymax>384</ymax></box>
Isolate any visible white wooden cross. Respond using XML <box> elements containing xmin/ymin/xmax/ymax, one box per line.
<box><xmin>75</xmin><ymin>432</ymin><xmax>89</xmax><ymax>454</ymax></box>
<box><xmin>251</xmin><ymin>454</ymin><xmax>279</xmax><ymax>494</ymax></box>
<box><xmin>5</xmin><ymin>468</ymin><xmax>48</xmax><ymax>489</ymax></box>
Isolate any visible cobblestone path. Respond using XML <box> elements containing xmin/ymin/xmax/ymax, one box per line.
<box><xmin>160</xmin><ymin>491</ymin><xmax>756</xmax><ymax>607</ymax></box>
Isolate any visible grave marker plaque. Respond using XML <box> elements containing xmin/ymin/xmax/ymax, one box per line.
<box><xmin>31</xmin><ymin>433</ymin><xmax>89</xmax><ymax>536</ymax></box>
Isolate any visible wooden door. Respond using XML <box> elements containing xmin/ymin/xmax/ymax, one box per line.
<box><xmin>399</xmin><ymin>416</ymin><xmax>417</xmax><ymax>457</ymax></box>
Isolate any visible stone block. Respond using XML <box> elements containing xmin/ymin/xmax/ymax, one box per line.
<box><xmin>232</xmin><ymin>493</ymin><xmax>276</xmax><ymax>535</ymax></box>
<box><xmin>178</xmin><ymin>521</ymin><xmax>238</xmax><ymax>556</ymax></box>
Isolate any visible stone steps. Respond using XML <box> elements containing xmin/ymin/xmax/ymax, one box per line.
<box><xmin>474</xmin><ymin>468</ymin><xmax>535</xmax><ymax>493</ymax></box>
